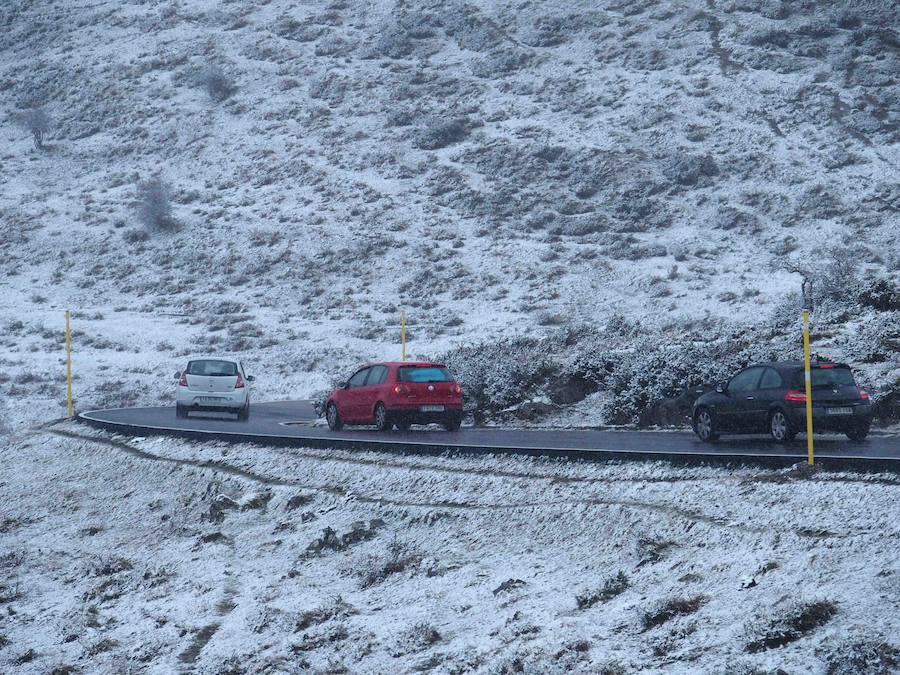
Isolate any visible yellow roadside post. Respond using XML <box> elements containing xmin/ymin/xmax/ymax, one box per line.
<box><xmin>801</xmin><ymin>278</ymin><xmax>814</xmax><ymax>464</ymax></box>
<box><xmin>400</xmin><ymin>309</ymin><xmax>407</xmax><ymax>362</ymax></box>
<box><xmin>65</xmin><ymin>310</ymin><xmax>74</xmax><ymax>417</ymax></box>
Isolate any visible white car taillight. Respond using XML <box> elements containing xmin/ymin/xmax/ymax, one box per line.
<box><xmin>235</xmin><ymin>373</ymin><xmax>245</xmax><ymax>389</ymax></box>
<box><xmin>178</xmin><ymin>372</ymin><xmax>188</xmax><ymax>387</ymax></box>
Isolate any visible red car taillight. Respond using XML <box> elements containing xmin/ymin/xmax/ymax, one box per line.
<box><xmin>784</xmin><ymin>390</ymin><xmax>807</xmax><ymax>402</ymax></box>
<box><xmin>178</xmin><ymin>372</ymin><xmax>188</xmax><ymax>387</ymax></box>
<box><xmin>235</xmin><ymin>373</ymin><xmax>245</xmax><ymax>389</ymax></box>
<box><xmin>859</xmin><ymin>388</ymin><xmax>869</xmax><ymax>401</ymax></box>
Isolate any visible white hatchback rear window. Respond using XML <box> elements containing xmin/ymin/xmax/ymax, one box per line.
<box><xmin>187</xmin><ymin>360</ymin><xmax>238</xmax><ymax>376</ymax></box>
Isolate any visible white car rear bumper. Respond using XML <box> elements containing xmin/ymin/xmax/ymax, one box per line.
<box><xmin>176</xmin><ymin>388</ymin><xmax>248</xmax><ymax>410</ymax></box>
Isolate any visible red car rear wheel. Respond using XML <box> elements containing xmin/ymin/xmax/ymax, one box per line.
<box><xmin>374</xmin><ymin>403</ymin><xmax>392</xmax><ymax>431</ymax></box>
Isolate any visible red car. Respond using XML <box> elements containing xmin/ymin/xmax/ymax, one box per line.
<box><xmin>324</xmin><ymin>362</ymin><xmax>463</xmax><ymax>432</ymax></box>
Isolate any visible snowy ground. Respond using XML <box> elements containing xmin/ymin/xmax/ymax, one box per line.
<box><xmin>2</xmin><ymin>421</ymin><xmax>900</xmax><ymax>674</ymax></box>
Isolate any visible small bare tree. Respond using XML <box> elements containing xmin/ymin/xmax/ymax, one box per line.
<box><xmin>196</xmin><ymin>64</ymin><xmax>236</xmax><ymax>102</ymax></box>
<box><xmin>136</xmin><ymin>175</ymin><xmax>177</xmax><ymax>232</ymax></box>
<box><xmin>15</xmin><ymin>107</ymin><xmax>51</xmax><ymax>149</ymax></box>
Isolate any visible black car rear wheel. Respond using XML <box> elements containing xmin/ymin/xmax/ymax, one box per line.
<box><xmin>176</xmin><ymin>404</ymin><xmax>188</xmax><ymax>419</ymax></box>
<box><xmin>326</xmin><ymin>402</ymin><xmax>343</xmax><ymax>431</ymax></box>
<box><xmin>769</xmin><ymin>410</ymin><xmax>796</xmax><ymax>443</ymax></box>
<box><xmin>395</xmin><ymin>418</ymin><xmax>412</xmax><ymax>431</ymax></box>
<box><xmin>846</xmin><ymin>420</ymin><xmax>870</xmax><ymax>441</ymax></box>
<box><xmin>694</xmin><ymin>408</ymin><xmax>718</xmax><ymax>442</ymax></box>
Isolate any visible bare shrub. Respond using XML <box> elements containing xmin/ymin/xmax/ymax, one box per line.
<box><xmin>414</xmin><ymin>117</ymin><xmax>470</xmax><ymax>150</ymax></box>
<box><xmin>14</xmin><ymin>107</ymin><xmax>51</xmax><ymax>149</ymax></box>
<box><xmin>825</xmin><ymin>640</ymin><xmax>900</xmax><ymax>675</ymax></box>
<box><xmin>358</xmin><ymin>539</ymin><xmax>423</xmax><ymax>588</ymax></box>
<box><xmin>818</xmin><ymin>251</ymin><xmax>860</xmax><ymax>303</ymax></box>
<box><xmin>136</xmin><ymin>176</ymin><xmax>178</xmax><ymax>232</ymax></box>
<box><xmin>576</xmin><ymin>571</ymin><xmax>630</xmax><ymax>610</ymax></box>
<box><xmin>196</xmin><ymin>64</ymin><xmax>237</xmax><ymax>102</ymax></box>
<box><xmin>122</xmin><ymin>227</ymin><xmax>150</xmax><ymax>244</ymax></box>
<box><xmin>641</xmin><ymin>595</ymin><xmax>706</xmax><ymax>631</ymax></box>
<box><xmin>295</xmin><ymin>597</ymin><xmax>356</xmax><ymax>632</ymax></box>
<box><xmin>858</xmin><ymin>279</ymin><xmax>900</xmax><ymax>311</ymax></box>
<box><xmin>395</xmin><ymin>622</ymin><xmax>441</xmax><ymax>655</ymax></box>
<box><xmin>745</xmin><ymin>600</ymin><xmax>837</xmax><ymax>653</ymax></box>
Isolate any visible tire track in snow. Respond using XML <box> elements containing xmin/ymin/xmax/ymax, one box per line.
<box><xmin>46</xmin><ymin>428</ymin><xmax>877</xmax><ymax>538</ymax></box>
<box><xmin>41</xmin><ymin>428</ymin><xmax>781</xmax><ymax>535</ymax></box>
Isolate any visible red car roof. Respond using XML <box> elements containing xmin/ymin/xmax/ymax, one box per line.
<box><xmin>375</xmin><ymin>361</ymin><xmax>444</xmax><ymax>367</ymax></box>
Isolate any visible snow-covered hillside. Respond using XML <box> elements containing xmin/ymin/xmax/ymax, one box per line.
<box><xmin>1</xmin><ymin>0</ymin><xmax>898</xmax><ymax>425</ymax></box>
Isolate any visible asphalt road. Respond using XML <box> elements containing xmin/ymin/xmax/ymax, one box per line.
<box><xmin>77</xmin><ymin>401</ymin><xmax>900</xmax><ymax>471</ymax></box>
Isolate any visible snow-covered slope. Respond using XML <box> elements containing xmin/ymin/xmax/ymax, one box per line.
<box><xmin>3</xmin><ymin>425</ymin><xmax>900</xmax><ymax>674</ymax></box>
<box><xmin>1</xmin><ymin>0</ymin><xmax>898</xmax><ymax>425</ymax></box>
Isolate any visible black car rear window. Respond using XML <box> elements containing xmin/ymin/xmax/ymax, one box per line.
<box><xmin>791</xmin><ymin>367</ymin><xmax>856</xmax><ymax>389</ymax></box>
<box><xmin>398</xmin><ymin>366</ymin><xmax>452</xmax><ymax>383</ymax></box>
<box><xmin>187</xmin><ymin>360</ymin><xmax>238</xmax><ymax>376</ymax></box>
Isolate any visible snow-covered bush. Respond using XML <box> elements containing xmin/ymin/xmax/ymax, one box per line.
<box><xmin>413</xmin><ymin>117</ymin><xmax>470</xmax><ymax>150</ymax></box>
<box><xmin>840</xmin><ymin>312</ymin><xmax>900</xmax><ymax>365</ymax></box>
<box><xmin>825</xmin><ymin>640</ymin><xmax>900</xmax><ymax>675</ymax></box>
<box><xmin>135</xmin><ymin>176</ymin><xmax>177</xmax><ymax>232</ymax></box>
<box><xmin>440</xmin><ymin>337</ymin><xmax>552</xmax><ymax>421</ymax></box>
<box><xmin>817</xmin><ymin>249</ymin><xmax>861</xmax><ymax>305</ymax></box>
<box><xmin>195</xmin><ymin>64</ymin><xmax>236</xmax><ymax>102</ymax></box>
<box><xmin>14</xmin><ymin>107</ymin><xmax>51</xmax><ymax>149</ymax></box>
<box><xmin>859</xmin><ymin>279</ymin><xmax>900</xmax><ymax>312</ymax></box>
<box><xmin>663</xmin><ymin>153</ymin><xmax>719</xmax><ymax>187</ymax></box>
<box><xmin>438</xmin><ymin>319</ymin><xmax>804</xmax><ymax>426</ymax></box>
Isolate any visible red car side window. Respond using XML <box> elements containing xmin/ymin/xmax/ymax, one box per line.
<box><xmin>366</xmin><ymin>365</ymin><xmax>388</xmax><ymax>386</ymax></box>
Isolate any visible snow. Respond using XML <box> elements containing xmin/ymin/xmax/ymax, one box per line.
<box><xmin>1</xmin><ymin>1</ymin><xmax>899</xmax><ymax>670</ymax></box>
<box><xmin>2</xmin><ymin>423</ymin><xmax>900</xmax><ymax>672</ymax></box>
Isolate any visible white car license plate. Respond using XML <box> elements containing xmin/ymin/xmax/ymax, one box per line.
<box><xmin>826</xmin><ymin>407</ymin><xmax>852</xmax><ymax>416</ymax></box>
<box><xmin>199</xmin><ymin>397</ymin><xmax>223</xmax><ymax>403</ymax></box>
<box><xmin>420</xmin><ymin>405</ymin><xmax>445</xmax><ymax>412</ymax></box>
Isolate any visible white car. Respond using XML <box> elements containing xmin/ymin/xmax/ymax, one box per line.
<box><xmin>175</xmin><ymin>358</ymin><xmax>253</xmax><ymax>420</ymax></box>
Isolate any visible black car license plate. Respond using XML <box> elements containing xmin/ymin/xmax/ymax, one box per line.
<box><xmin>826</xmin><ymin>407</ymin><xmax>852</xmax><ymax>415</ymax></box>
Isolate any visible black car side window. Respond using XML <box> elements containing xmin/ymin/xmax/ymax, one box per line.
<box><xmin>759</xmin><ymin>368</ymin><xmax>783</xmax><ymax>389</ymax></box>
<box><xmin>728</xmin><ymin>367</ymin><xmax>763</xmax><ymax>393</ymax></box>
<box><xmin>348</xmin><ymin>368</ymin><xmax>370</xmax><ymax>388</ymax></box>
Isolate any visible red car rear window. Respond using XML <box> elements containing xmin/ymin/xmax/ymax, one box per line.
<box><xmin>398</xmin><ymin>366</ymin><xmax>452</xmax><ymax>383</ymax></box>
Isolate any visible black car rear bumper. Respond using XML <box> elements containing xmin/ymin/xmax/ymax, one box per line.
<box><xmin>787</xmin><ymin>404</ymin><xmax>872</xmax><ymax>431</ymax></box>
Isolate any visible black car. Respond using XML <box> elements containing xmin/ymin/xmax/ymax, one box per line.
<box><xmin>692</xmin><ymin>361</ymin><xmax>872</xmax><ymax>443</ymax></box>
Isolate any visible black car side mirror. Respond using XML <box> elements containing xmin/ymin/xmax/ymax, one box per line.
<box><xmin>246</xmin><ymin>375</ymin><xmax>255</xmax><ymax>383</ymax></box>
<box><xmin>174</xmin><ymin>370</ymin><xmax>182</xmax><ymax>379</ymax></box>
<box><xmin>338</xmin><ymin>381</ymin><xmax>348</xmax><ymax>389</ymax></box>
<box><xmin>715</xmin><ymin>382</ymin><xmax>726</xmax><ymax>394</ymax></box>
